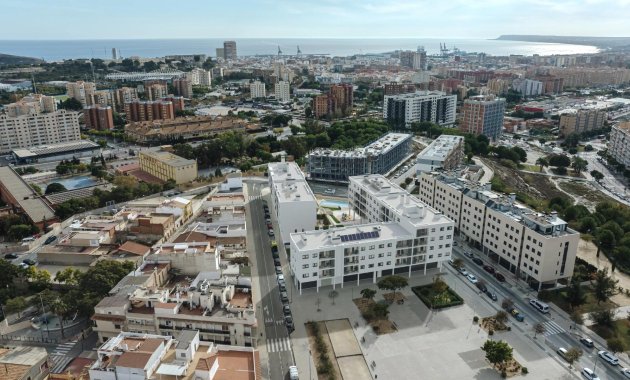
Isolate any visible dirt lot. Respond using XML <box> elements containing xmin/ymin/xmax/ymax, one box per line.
<box><xmin>558</xmin><ymin>179</ymin><xmax>617</xmax><ymax>211</ymax></box>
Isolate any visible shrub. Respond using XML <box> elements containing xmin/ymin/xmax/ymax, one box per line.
<box><xmin>521</xmin><ymin>367</ymin><xmax>528</xmax><ymax>374</ymax></box>
<box><xmin>489</xmin><ymin>330</ymin><xmax>494</xmax><ymax>336</ymax></box>
<box><xmin>473</xmin><ymin>316</ymin><xmax>479</xmax><ymax>323</ymax></box>
<box><xmin>501</xmin><ymin>370</ymin><xmax>507</xmax><ymax>378</ymax></box>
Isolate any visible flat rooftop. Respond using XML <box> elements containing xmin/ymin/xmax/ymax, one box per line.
<box><xmin>140</xmin><ymin>151</ymin><xmax>196</xmax><ymax>168</ymax></box>
<box><xmin>273</xmin><ymin>181</ymin><xmax>316</xmax><ymax>203</ymax></box>
<box><xmin>268</xmin><ymin>161</ymin><xmax>307</xmax><ymax>183</ymax></box>
<box><xmin>417</xmin><ymin>135</ymin><xmax>464</xmax><ymax>161</ymax></box>
<box><xmin>0</xmin><ymin>166</ymin><xmax>56</xmax><ymax>223</ymax></box>
<box><xmin>309</xmin><ymin>132</ymin><xmax>411</xmax><ymax>159</ymax></box>
<box><xmin>12</xmin><ymin>139</ymin><xmax>99</xmax><ymax>159</ymax></box>
<box><xmin>291</xmin><ymin>222</ymin><xmax>410</xmax><ymax>251</ymax></box>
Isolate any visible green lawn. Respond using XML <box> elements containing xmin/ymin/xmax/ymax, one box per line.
<box><xmin>541</xmin><ymin>285</ymin><xmax>617</xmax><ymax>314</ymax></box>
<box><xmin>521</xmin><ymin>164</ymin><xmax>542</xmax><ymax>172</ymax></box>
<box><xmin>412</xmin><ymin>285</ymin><xmax>464</xmax><ymax>309</ymax></box>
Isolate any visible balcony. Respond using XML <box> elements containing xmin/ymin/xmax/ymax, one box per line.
<box><xmin>344</xmin><ymin>258</ymin><xmax>358</xmax><ymax>265</ymax></box>
<box><xmin>198</xmin><ymin>327</ymin><xmax>230</xmax><ymax>335</ymax></box>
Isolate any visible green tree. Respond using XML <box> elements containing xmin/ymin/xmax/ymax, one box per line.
<box><xmin>571</xmin><ymin>156</ymin><xmax>588</xmax><ymax>175</ymax></box>
<box><xmin>564</xmin><ymin>347</ymin><xmax>583</xmax><ymax>368</ymax></box>
<box><xmin>607</xmin><ymin>338</ymin><xmax>626</xmax><ymax>354</ymax></box>
<box><xmin>590</xmin><ymin>170</ymin><xmax>605</xmax><ymax>183</ymax></box>
<box><xmin>494</xmin><ymin>310</ymin><xmax>509</xmax><ymax>325</ymax></box>
<box><xmin>59</xmin><ymin>97</ymin><xmax>83</xmax><ymax>111</ymax></box>
<box><xmin>590</xmin><ymin>308</ymin><xmax>615</xmax><ymax>327</ymax></box>
<box><xmin>481</xmin><ymin>340</ymin><xmax>513</xmax><ymax>368</ymax></box>
<box><xmin>54</xmin><ymin>267</ymin><xmax>82</xmax><ymax>286</ymax></box>
<box><xmin>8</xmin><ymin>224</ymin><xmax>34</xmax><ymax>241</ymax></box>
<box><xmin>45</xmin><ymin>182</ymin><xmax>67</xmax><ymax>195</ymax></box>
<box><xmin>377</xmin><ymin>275</ymin><xmax>408</xmax><ymax>300</ymax></box>
<box><xmin>452</xmin><ymin>258</ymin><xmax>464</xmax><ymax>271</ymax></box>
<box><xmin>50</xmin><ymin>298</ymin><xmax>70</xmax><ymax>338</ymax></box>
<box><xmin>566</xmin><ymin>278</ymin><xmax>586</xmax><ymax>310</ymax></box>
<box><xmin>4</xmin><ymin>296</ymin><xmax>27</xmax><ymax>318</ymax></box>
<box><xmin>30</xmin><ymin>183</ymin><xmax>42</xmax><ymax>195</ymax></box>
<box><xmin>533</xmin><ymin>322</ymin><xmax>546</xmax><ymax>339</ymax></box>
<box><xmin>594</xmin><ymin>268</ymin><xmax>618</xmax><ymax>304</ymax></box>
<box><xmin>548</xmin><ymin>154</ymin><xmax>571</xmax><ymax>168</ymax></box>
<box><xmin>360</xmin><ymin>288</ymin><xmax>376</xmax><ymax>301</ymax></box>
<box><xmin>29</xmin><ymin>267</ymin><xmax>52</xmax><ymax>292</ymax></box>
<box><xmin>535</xmin><ymin>157</ymin><xmax>549</xmax><ymax>172</ymax></box>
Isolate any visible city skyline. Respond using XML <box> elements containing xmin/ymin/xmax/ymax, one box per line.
<box><xmin>1</xmin><ymin>0</ymin><xmax>630</xmax><ymax>40</ymax></box>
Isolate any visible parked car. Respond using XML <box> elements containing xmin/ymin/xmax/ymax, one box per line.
<box><xmin>483</xmin><ymin>265</ymin><xmax>495</xmax><ymax>274</ymax></box>
<box><xmin>464</xmin><ymin>251</ymin><xmax>474</xmax><ymax>259</ymax></box>
<box><xmin>448</xmin><ymin>259</ymin><xmax>456</xmax><ymax>267</ymax></box>
<box><xmin>458</xmin><ymin>267</ymin><xmax>468</xmax><ymax>276</ymax></box>
<box><xmin>510</xmin><ymin>309</ymin><xmax>525</xmax><ymax>322</ymax></box>
<box><xmin>598</xmin><ymin>350</ymin><xmax>619</xmax><ymax>366</ymax></box>
<box><xmin>268</xmin><ymin>230</ymin><xmax>275</xmax><ymax>237</ymax></box>
<box><xmin>476</xmin><ymin>282</ymin><xmax>487</xmax><ymax>293</ymax></box>
<box><xmin>22</xmin><ymin>258</ymin><xmax>36</xmax><ymax>266</ymax></box>
<box><xmin>486</xmin><ymin>291</ymin><xmax>498</xmax><ymax>301</ymax></box>
<box><xmin>580</xmin><ymin>337</ymin><xmax>595</xmax><ymax>348</ymax></box>
<box><xmin>288</xmin><ymin>365</ymin><xmax>299</xmax><ymax>380</ymax></box>
<box><xmin>280</xmin><ymin>292</ymin><xmax>289</xmax><ymax>302</ymax></box>
<box><xmin>279</xmin><ymin>283</ymin><xmax>286</xmax><ymax>292</ymax></box>
<box><xmin>529</xmin><ymin>299</ymin><xmax>550</xmax><ymax>314</ymax></box>
<box><xmin>621</xmin><ymin>368</ymin><xmax>630</xmax><ymax>379</ymax></box>
<box><xmin>467</xmin><ymin>274</ymin><xmax>478</xmax><ymax>284</ymax></box>
<box><xmin>275</xmin><ymin>267</ymin><xmax>282</xmax><ymax>275</ymax></box>
<box><xmin>581</xmin><ymin>368</ymin><xmax>600</xmax><ymax>380</ymax></box>
<box><xmin>557</xmin><ymin>347</ymin><xmax>569</xmax><ymax>361</ymax></box>
<box><xmin>274</xmin><ymin>259</ymin><xmax>281</xmax><ymax>267</ymax></box>
<box><xmin>44</xmin><ymin>236</ymin><xmax>57</xmax><ymax>245</ymax></box>
<box><xmin>272</xmin><ymin>251</ymin><xmax>279</xmax><ymax>259</ymax></box>
<box><xmin>283</xmin><ymin>305</ymin><xmax>291</xmax><ymax>316</ymax></box>
<box><xmin>472</xmin><ymin>257</ymin><xmax>483</xmax><ymax>266</ymax></box>
<box><xmin>4</xmin><ymin>253</ymin><xmax>18</xmax><ymax>259</ymax></box>
<box><xmin>495</xmin><ymin>273</ymin><xmax>506</xmax><ymax>282</ymax></box>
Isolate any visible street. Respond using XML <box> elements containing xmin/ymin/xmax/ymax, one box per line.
<box><xmin>244</xmin><ymin>181</ymin><xmax>295</xmax><ymax>380</ymax></box>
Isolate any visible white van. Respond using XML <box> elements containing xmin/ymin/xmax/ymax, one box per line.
<box><xmin>21</xmin><ymin>237</ymin><xmax>35</xmax><ymax>243</ymax></box>
<box><xmin>529</xmin><ymin>299</ymin><xmax>550</xmax><ymax>314</ymax></box>
<box><xmin>288</xmin><ymin>365</ymin><xmax>299</xmax><ymax>380</ymax></box>
<box><xmin>557</xmin><ymin>347</ymin><xmax>568</xmax><ymax>361</ymax></box>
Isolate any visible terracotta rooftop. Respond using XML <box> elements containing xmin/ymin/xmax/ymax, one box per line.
<box><xmin>119</xmin><ymin>241</ymin><xmax>151</xmax><ymax>256</ymax></box>
<box><xmin>155</xmin><ymin>302</ymin><xmax>178</xmax><ymax>309</ymax></box>
<box><xmin>196</xmin><ymin>350</ymin><xmax>259</xmax><ymax>380</ymax></box>
<box><xmin>116</xmin><ymin>352</ymin><xmax>152</xmax><ymax>369</ymax></box>
<box><xmin>173</xmin><ymin>231</ymin><xmax>213</xmax><ymax>244</ymax></box>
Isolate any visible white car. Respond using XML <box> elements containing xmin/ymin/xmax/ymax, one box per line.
<box><xmin>581</xmin><ymin>368</ymin><xmax>600</xmax><ymax>380</ymax></box>
<box><xmin>598</xmin><ymin>350</ymin><xmax>619</xmax><ymax>366</ymax></box>
<box><xmin>621</xmin><ymin>368</ymin><xmax>630</xmax><ymax>379</ymax></box>
<box><xmin>458</xmin><ymin>267</ymin><xmax>468</xmax><ymax>276</ymax></box>
<box><xmin>467</xmin><ymin>274</ymin><xmax>478</xmax><ymax>284</ymax></box>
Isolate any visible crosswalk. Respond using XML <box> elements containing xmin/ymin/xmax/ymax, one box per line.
<box><xmin>266</xmin><ymin>336</ymin><xmax>292</xmax><ymax>353</ymax></box>
<box><xmin>51</xmin><ymin>341</ymin><xmax>76</xmax><ymax>356</ymax></box>
<box><xmin>543</xmin><ymin>320</ymin><xmax>565</xmax><ymax>336</ymax></box>
<box><xmin>248</xmin><ymin>195</ymin><xmax>263</xmax><ymax>201</ymax></box>
<box><xmin>265</xmin><ymin>318</ymin><xmax>286</xmax><ymax>326</ymax></box>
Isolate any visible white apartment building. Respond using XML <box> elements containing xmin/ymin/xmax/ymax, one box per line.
<box><xmin>383</xmin><ymin>91</ymin><xmax>457</xmax><ymax>128</ymax></box>
<box><xmin>416</xmin><ymin>135</ymin><xmax>465</xmax><ymax>174</ymax></box>
<box><xmin>609</xmin><ymin>122</ymin><xmax>630</xmax><ymax>168</ymax></box>
<box><xmin>274</xmin><ymin>80</ymin><xmax>291</xmax><ymax>102</ymax></box>
<box><xmin>66</xmin><ymin>80</ymin><xmax>96</xmax><ymax>106</ymax></box>
<box><xmin>513</xmin><ymin>78</ymin><xmax>543</xmax><ymax>98</ymax></box>
<box><xmin>417</xmin><ymin>172</ymin><xmax>580</xmax><ymax>289</ymax></box>
<box><xmin>268</xmin><ymin>161</ymin><xmax>317</xmax><ymax>245</ymax></box>
<box><xmin>0</xmin><ymin>109</ymin><xmax>81</xmax><ymax>153</ymax></box>
<box><xmin>187</xmin><ymin>68</ymin><xmax>212</xmax><ymax>86</ymax></box>
<box><xmin>5</xmin><ymin>94</ymin><xmax>57</xmax><ymax>116</ymax></box>
<box><xmin>249</xmin><ymin>81</ymin><xmax>266</xmax><ymax>99</ymax></box>
<box><xmin>289</xmin><ymin>174</ymin><xmax>454</xmax><ymax>292</ymax></box>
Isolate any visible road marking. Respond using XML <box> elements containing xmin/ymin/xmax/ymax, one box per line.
<box><xmin>266</xmin><ymin>337</ymin><xmax>292</xmax><ymax>353</ymax></box>
<box><xmin>52</xmin><ymin>342</ymin><xmax>75</xmax><ymax>355</ymax></box>
<box><xmin>543</xmin><ymin>320</ymin><xmax>565</xmax><ymax>336</ymax></box>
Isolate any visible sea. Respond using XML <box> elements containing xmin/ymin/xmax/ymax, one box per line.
<box><xmin>0</xmin><ymin>38</ymin><xmax>599</xmax><ymax>62</ymax></box>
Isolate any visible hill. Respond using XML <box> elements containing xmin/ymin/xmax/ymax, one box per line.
<box><xmin>496</xmin><ymin>35</ymin><xmax>630</xmax><ymax>49</ymax></box>
<box><xmin>0</xmin><ymin>53</ymin><xmax>43</xmax><ymax>67</ymax></box>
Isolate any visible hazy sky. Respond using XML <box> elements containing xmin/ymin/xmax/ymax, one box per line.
<box><xmin>2</xmin><ymin>0</ymin><xmax>629</xmax><ymax>39</ymax></box>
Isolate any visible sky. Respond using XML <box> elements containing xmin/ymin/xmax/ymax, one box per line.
<box><xmin>1</xmin><ymin>0</ymin><xmax>629</xmax><ymax>40</ymax></box>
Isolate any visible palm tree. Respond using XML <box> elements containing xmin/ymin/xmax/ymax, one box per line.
<box><xmin>50</xmin><ymin>299</ymin><xmax>70</xmax><ymax>339</ymax></box>
<box><xmin>571</xmin><ymin>157</ymin><xmax>588</xmax><ymax>175</ymax></box>
<box><xmin>360</xmin><ymin>288</ymin><xmax>377</xmax><ymax>301</ymax></box>
<box><xmin>535</xmin><ymin>157</ymin><xmax>549</xmax><ymax>172</ymax></box>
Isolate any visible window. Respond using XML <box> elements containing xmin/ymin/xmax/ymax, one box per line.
<box><xmin>302</xmin><ymin>264</ymin><xmax>309</xmax><ymax>269</ymax></box>
<box><xmin>387</xmin><ymin>261</ymin><xmax>391</xmax><ymax>265</ymax></box>
<box><xmin>379</xmin><ymin>244</ymin><xmax>385</xmax><ymax>249</ymax></box>
<box><xmin>361</xmin><ymin>247</ymin><xmax>366</xmax><ymax>251</ymax></box>
<box><xmin>312</xmin><ymin>253</ymin><xmax>318</xmax><ymax>258</ymax></box>
<box><xmin>312</xmin><ymin>263</ymin><xmax>318</xmax><ymax>267</ymax></box>
<box><xmin>378</xmin><ymin>262</ymin><xmax>383</xmax><ymax>267</ymax></box>
<box><xmin>302</xmin><ymin>254</ymin><xmax>309</xmax><ymax>259</ymax></box>
<box><xmin>302</xmin><ymin>273</ymin><xmax>309</xmax><ymax>278</ymax></box>
<box><xmin>360</xmin><ymin>265</ymin><xmax>365</xmax><ymax>269</ymax></box>
<box><xmin>378</xmin><ymin>253</ymin><xmax>384</xmax><ymax>258</ymax></box>
<box><xmin>370</xmin><ymin>245</ymin><xmax>375</xmax><ymax>250</ymax></box>
<box><xmin>387</xmin><ymin>243</ymin><xmax>392</xmax><ymax>247</ymax></box>
<box><xmin>313</xmin><ymin>272</ymin><xmax>318</xmax><ymax>277</ymax></box>
<box><xmin>368</xmin><ymin>264</ymin><xmax>374</xmax><ymax>268</ymax></box>
<box><xmin>430</xmin><ymin>246</ymin><xmax>434</xmax><ymax>250</ymax></box>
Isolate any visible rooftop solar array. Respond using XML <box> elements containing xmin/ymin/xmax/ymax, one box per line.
<box><xmin>340</xmin><ymin>230</ymin><xmax>380</xmax><ymax>242</ymax></box>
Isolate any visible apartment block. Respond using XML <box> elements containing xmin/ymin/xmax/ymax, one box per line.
<box><xmin>5</xmin><ymin>94</ymin><xmax>56</xmax><ymax>116</ymax></box>
<box><xmin>559</xmin><ymin>107</ymin><xmax>607</xmax><ymax>136</ymax></box>
<box><xmin>139</xmin><ymin>151</ymin><xmax>197</xmax><ymax>184</ymax></box>
<box><xmin>383</xmin><ymin>91</ymin><xmax>457</xmax><ymax>128</ymax></box>
<box><xmin>187</xmin><ymin>68</ymin><xmax>212</xmax><ymax>86</ymax></box>
<box><xmin>417</xmin><ymin>172</ymin><xmax>580</xmax><ymax>289</ymax></box>
<box><xmin>88</xmin><ymin>90</ymin><xmax>114</xmax><ymax>107</ymax></box>
<box><xmin>274</xmin><ymin>80</ymin><xmax>291</xmax><ymax>102</ymax></box>
<box><xmin>114</xmin><ymin>87</ymin><xmax>139</xmax><ymax>111</ymax></box>
<box><xmin>125</xmin><ymin>117</ymin><xmax>247</xmax><ymax>143</ymax></box>
<box><xmin>268</xmin><ymin>161</ymin><xmax>317</xmax><ymax>245</ymax></box>
<box><xmin>384</xmin><ymin>82</ymin><xmax>416</xmax><ymax>96</ymax></box>
<box><xmin>66</xmin><ymin>81</ymin><xmax>96</xmax><ymax>106</ymax></box>
<box><xmin>330</xmin><ymin>84</ymin><xmax>353</xmax><ymax>116</ymax></box>
<box><xmin>307</xmin><ymin>133</ymin><xmax>412</xmax><ymax>182</ymax></box>
<box><xmin>85</xmin><ymin>105</ymin><xmax>114</xmax><ymax>130</ymax></box>
<box><xmin>313</xmin><ymin>94</ymin><xmax>335</xmax><ymax>118</ymax></box>
<box><xmin>125</xmin><ymin>100</ymin><xmax>174</xmax><ymax>122</ymax></box>
<box><xmin>513</xmin><ymin>78</ymin><xmax>543</xmax><ymax>98</ymax></box>
<box><xmin>289</xmin><ymin>174</ymin><xmax>454</xmax><ymax>292</ymax></box>
<box><xmin>249</xmin><ymin>81</ymin><xmax>266</xmax><ymax>99</ymax></box>
<box><xmin>415</xmin><ymin>135</ymin><xmax>465</xmax><ymax>174</ymax></box>
<box><xmin>172</xmin><ymin>78</ymin><xmax>193</xmax><ymax>99</ymax></box>
<box><xmin>609</xmin><ymin>122</ymin><xmax>630</xmax><ymax>168</ymax></box>
<box><xmin>0</xmin><ymin>109</ymin><xmax>81</xmax><ymax>153</ymax></box>
<box><xmin>0</xmin><ymin>346</ymin><xmax>49</xmax><ymax>380</ymax></box>
<box><xmin>459</xmin><ymin>95</ymin><xmax>506</xmax><ymax>140</ymax></box>
<box><xmin>145</xmin><ymin>83</ymin><xmax>168</xmax><ymax>101</ymax></box>
<box><xmin>162</xmin><ymin>96</ymin><xmax>185</xmax><ymax>114</ymax></box>
<box><xmin>223</xmin><ymin>41</ymin><xmax>237</xmax><ymax>60</ymax></box>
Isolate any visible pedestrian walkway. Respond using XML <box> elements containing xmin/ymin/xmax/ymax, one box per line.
<box><xmin>248</xmin><ymin>195</ymin><xmax>264</xmax><ymax>202</ymax></box>
<box><xmin>542</xmin><ymin>320</ymin><xmax>565</xmax><ymax>336</ymax></box>
<box><xmin>264</xmin><ymin>318</ymin><xmax>286</xmax><ymax>326</ymax></box>
<box><xmin>266</xmin><ymin>337</ymin><xmax>292</xmax><ymax>353</ymax></box>
<box><xmin>51</xmin><ymin>341</ymin><xmax>76</xmax><ymax>356</ymax></box>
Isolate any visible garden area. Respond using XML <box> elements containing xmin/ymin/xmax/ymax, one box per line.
<box><xmin>305</xmin><ymin>321</ymin><xmax>341</xmax><ymax>380</ymax></box>
<box><xmin>412</xmin><ymin>275</ymin><xmax>464</xmax><ymax>310</ymax></box>
<box><xmin>353</xmin><ymin>275</ymin><xmax>412</xmax><ymax>334</ymax></box>
<box><xmin>481</xmin><ymin>340</ymin><xmax>526</xmax><ymax>378</ymax></box>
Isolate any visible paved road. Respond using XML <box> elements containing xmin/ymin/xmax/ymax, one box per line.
<box><xmin>579</xmin><ymin>151</ymin><xmax>630</xmax><ymax>206</ymax></box>
<box><xmin>451</xmin><ymin>239</ymin><xmax>627</xmax><ymax>380</ymax></box>
<box><xmin>245</xmin><ymin>181</ymin><xmax>294</xmax><ymax>380</ymax></box>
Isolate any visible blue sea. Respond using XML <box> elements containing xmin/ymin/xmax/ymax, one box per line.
<box><xmin>0</xmin><ymin>38</ymin><xmax>599</xmax><ymax>61</ymax></box>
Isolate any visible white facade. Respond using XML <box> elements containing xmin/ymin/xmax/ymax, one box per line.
<box><xmin>416</xmin><ymin>135</ymin><xmax>465</xmax><ymax>174</ymax></box>
<box><xmin>609</xmin><ymin>122</ymin><xmax>630</xmax><ymax>168</ymax></box>
<box><xmin>0</xmin><ymin>110</ymin><xmax>81</xmax><ymax>153</ymax></box>
<box><xmin>289</xmin><ymin>174</ymin><xmax>454</xmax><ymax>292</ymax></box>
<box><xmin>514</xmin><ymin>79</ymin><xmax>543</xmax><ymax>97</ymax></box>
<box><xmin>268</xmin><ymin>162</ymin><xmax>317</xmax><ymax>244</ymax></box>
<box><xmin>383</xmin><ymin>91</ymin><xmax>457</xmax><ymax>128</ymax></box>
<box><xmin>274</xmin><ymin>81</ymin><xmax>291</xmax><ymax>102</ymax></box>
<box><xmin>417</xmin><ymin>172</ymin><xmax>580</xmax><ymax>288</ymax></box>
<box><xmin>249</xmin><ymin>81</ymin><xmax>266</xmax><ymax>99</ymax></box>
<box><xmin>66</xmin><ymin>81</ymin><xmax>96</xmax><ymax>106</ymax></box>
<box><xmin>187</xmin><ymin>68</ymin><xmax>212</xmax><ymax>86</ymax></box>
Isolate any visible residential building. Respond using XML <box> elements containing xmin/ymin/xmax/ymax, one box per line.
<box><xmin>313</xmin><ymin>94</ymin><xmax>335</xmax><ymax>118</ymax></box>
<box><xmin>535</xmin><ymin>75</ymin><xmax>564</xmax><ymax>94</ymax></box>
<box><xmin>124</xmin><ymin>100</ymin><xmax>174</xmax><ymax>122</ymax></box>
<box><xmin>0</xmin><ymin>346</ymin><xmax>49</xmax><ymax>380</ymax></box>
<box><xmin>559</xmin><ymin>107</ymin><xmax>607</xmax><ymax>136</ymax></box>
<box><xmin>417</xmin><ymin>172</ymin><xmax>580</xmax><ymax>289</ymax></box>
<box><xmin>66</xmin><ymin>81</ymin><xmax>96</xmax><ymax>106</ymax></box>
<box><xmin>307</xmin><ymin>133</ymin><xmax>412</xmax><ymax>182</ymax></box>
<box><xmin>289</xmin><ymin>174</ymin><xmax>454</xmax><ymax>292</ymax></box>
<box><xmin>88</xmin><ymin>90</ymin><xmax>114</xmax><ymax>107</ymax></box>
<box><xmin>215</xmin><ymin>48</ymin><xmax>225</xmax><ymax>60</ymax></box>
<box><xmin>400</xmin><ymin>49</ymin><xmax>426</xmax><ymax>70</ymax></box>
<box><xmin>486</xmin><ymin>78</ymin><xmax>511</xmax><ymax>95</ymax></box>
<box><xmin>172</xmin><ymin>78</ymin><xmax>193</xmax><ymax>99</ymax></box>
<box><xmin>416</xmin><ymin>135</ymin><xmax>465</xmax><ymax>174</ymax></box>
<box><xmin>0</xmin><ymin>109</ymin><xmax>81</xmax><ymax>153</ymax></box>
<box><xmin>608</xmin><ymin>122</ymin><xmax>630</xmax><ymax>168</ymax></box>
<box><xmin>330</xmin><ymin>84</ymin><xmax>353</xmax><ymax>116</ymax></box>
<box><xmin>383</xmin><ymin>91</ymin><xmax>457</xmax><ymax>128</ymax></box>
<box><xmin>114</xmin><ymin>87</ymin><xmax>139</xmax><ymax>111</ymax></box>
<box><xmin>268</xmin><ymin>161</ymin><xmax>317</xmax><ymax>244</ymax></box>
<box><xmin>187</xmin><ymin>68</ymin><xmax>212</xmax><ymax>86</ymax></box>
<box><xmin>85</xmin><ymin>105</ymin><xmax>114</xmax><ymax>130</ymax></box>
<box><xmin>513</xmin><ymin>78</ymin><xmax>543</xmax><ymax>98</ymax></box>
<box><xmin>249</xmin><ymin>81</ymin><xmax>266</xmax><ymax>99</ymax></box>
<box><xmin>223</xmin><ymin>41</ymin><xmax>237</xmax><ymax>60</ymax></box>
<box><xmin>139</xmin><ymin>151</ymin><xmax>197</xmax><ymax>184</ymax></box>
<box><xmin>384</xmin><ymin>83</ymin><xmax>415</xmax><ymax>96</ymax></box>
<box><xmin>89</xmin><ymin>330</ymin><xmax>260</xmax><ymax>380</ymax></box>
<box><xmin>162</xmin><ymin>96</ymin><xmax>185</xmax><ymax>114</ymax></box>
<box><xmin>145</xmin><ymin>83</ymin><xmax>168</xmax><ymax>101</ymax></box>
<box><xmin>125</xmin><ymin>117</ymin><xmax>248</xmax><ymax>143</ymax></box>
<box><xmin>4</xmin><ymin>94</ymin><xmax>56</xmax><ymax>116</ymax></box>
<box><xmin>459</xmin><ymin>95</ymin><xmax>506</xmax><ymax>140</ymax></box>
<box><xmin>274</xmin><ymin>80</ymin><xmax>290</xmax><ymax>102</ymax></box>
<box><xmin>0</xmin><ymin>166</ymin><xmax>56</xmax><ymax>229</ymax></box>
